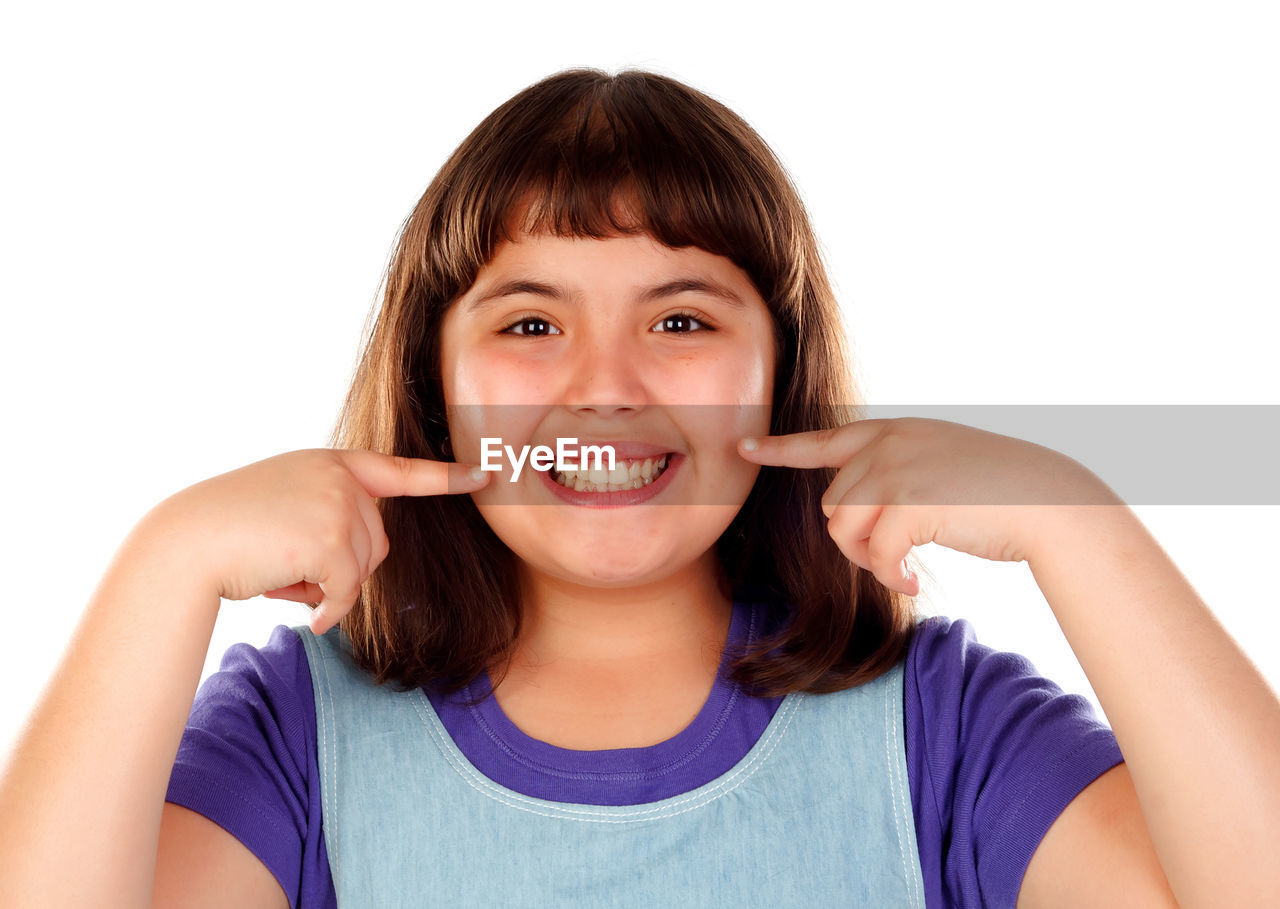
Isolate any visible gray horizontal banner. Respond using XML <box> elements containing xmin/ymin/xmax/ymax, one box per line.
<box><xmin>435</xmin><ymin>405</ymin><xmax>1280</xmax><ymax>505</ymax></box>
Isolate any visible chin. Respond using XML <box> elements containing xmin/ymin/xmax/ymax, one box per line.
<box><xmin>505</xmin><ymin>527</ymin><xmax>711</xmax><ymax>588</ymax></box>
<box><xmin>536</xmin><ymin>553</ymin><xmax>697</xmax><ymax>589</ymax></box>
<box><xmin>477</xmin><ymin>504</ymin><xmax>745</xmax><ymax>588</ymax></box>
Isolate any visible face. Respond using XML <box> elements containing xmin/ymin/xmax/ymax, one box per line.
<box><xmin>438</xmin><ymin>229</ymin><xmax>776</xmax><ymax>590</ymax></box>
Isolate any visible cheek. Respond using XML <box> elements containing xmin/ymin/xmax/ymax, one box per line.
<box><xmin>444</xmin><ymin>348</ymin><xmax>555</xmax><ymax>463</ymax></box>
<box><xmin>439</xmin><ymin>310</ymin><xmax>552</xmax><ymax>407</ymax></box>
<box><xmin>446</xmin><ymin>349</ymin><xmax>550</xmax><ymax>405</ymax></box>
<box><xmin>440</xmin><ymin>340</ymin><xmax>545</xmax><ymax>471</ymax></box>
<box><xmin>676</xmin><ymin>351</ymin><xmax>773</xmax><ymax>409</ymax></box>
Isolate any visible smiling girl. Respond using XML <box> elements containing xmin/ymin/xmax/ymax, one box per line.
<box><xmin>2</xmin><ymin>68</ymin><xmax>1277</xmax><ymax>908</ymax></box>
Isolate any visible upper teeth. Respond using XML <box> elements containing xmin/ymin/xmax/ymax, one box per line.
<box><xmin>552</xmin><ymin>455</ymin><xmax>670</xmax><ymax>492</ymax></box>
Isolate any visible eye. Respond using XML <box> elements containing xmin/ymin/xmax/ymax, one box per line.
<box><xmin>499</xmin><ymin>315</ymin><xmax>561</xmax><ymax>337</ymax></box>
<box><xmin>652</xmin><ymin>311</ymin><xmax>714</xmax><ymax>333</ymax></box>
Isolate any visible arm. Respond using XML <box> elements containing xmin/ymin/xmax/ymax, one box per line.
<box><xmin>153</xmin><ymin>803</ymin><xmax>288</xmax><ymax>909</ymax></box>
<box><xmin>0</xmin><ymin>501</ymin><xmax>277</xmax><ymax>907</ymax></box>
<box><xmin>1017</xmin><ymin>762</ymin><xmax>1176</xmax><ymax>908</ymax></box>
<box><xmin>1019</xmin><ymin>505</ymin><xmax>1280</xmax><ymax>907</ymax></box>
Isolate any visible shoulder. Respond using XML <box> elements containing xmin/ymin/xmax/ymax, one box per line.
<box><xmin>188</xmin><ymin>624</ymin><xmax>313</xmax><ymax>714</ymax></box>
<box><xmin>165</xmin><ymin>625</ymin><xmax>321</xmax><ymax>906</ymax></box>
<box><xmin>178</xmin><ymin>626</ymin><xmax>317</xmax><ymax>758</ymax></box>
<box><xmin>904</xmin><ymin>611</ymin><xmax>1041</xmax><ymax>688</ymax></box>
<box><xmin>903</xmin><ymin>613</ymin><xmax>1115</xmax><ymax>753</ymax></box>
<box><xmin>901</xmin><ymin>613</ymin><xmax>1126</xmax><ymax>907</ymax></box>
<box><xmin>171</xmin><ymin>622</ymin><xmax>317</xmax><ymax>791</ymax></box>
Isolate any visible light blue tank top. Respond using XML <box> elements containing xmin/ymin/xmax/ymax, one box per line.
<box><xmin>297</xmin><ymin>624</ymin><xmax>927</xmax><ymax>907</ymax></box>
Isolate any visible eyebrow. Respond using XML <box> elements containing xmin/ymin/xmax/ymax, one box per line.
<box><xmin>464</xmin><ymin>276</ymin><xmax>747</xmax><ymax>314</ymax></box>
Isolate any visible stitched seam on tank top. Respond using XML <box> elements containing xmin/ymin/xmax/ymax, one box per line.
<box><xmin>408</xmin><ymin>692</ymin><xmax>799</xmax><ymax>822</ymax></box>
<box><xmin>913</xmin><ymin>619</ymin><xmax>948</xmax><ymax>843</ymax></box>
<box><xmin>884</xmin><ymin>664</ymin><xmax>922</xmax><ymax>909</ymax></box>
<box><xmin>407</xmin><ymin>689</ymin><xmax>802</xmax><ymax>822</ymax></box>
<box><xmin>314</xmin><ymin>635</ymin><xmax>342</xmax><ymax>889</ymax></box>
<box><xmin>460</xmin><ymin>600</ymin><xmax>761</xmax><ymax>781</ymax></box>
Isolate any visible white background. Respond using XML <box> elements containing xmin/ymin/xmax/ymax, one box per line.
<box><xmin>2</xmin><ymin>0</ymin><xmax>1277</xmax><ymax>761</ymax></box>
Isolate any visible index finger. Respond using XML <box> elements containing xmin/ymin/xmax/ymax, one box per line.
<box><xmin>737</xmin><ymin>421</ymin><xmax>889</xmax><ymax>469</ymax></box>
<box><xmin>334</xmin><ymin>449</ymin><xmax>491</xmax><ymax>498</ymax></box>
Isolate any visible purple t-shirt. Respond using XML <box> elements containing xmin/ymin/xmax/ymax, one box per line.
<box><xmin>165</xmin><ymin>602</ymin><xmax>1123</xmax><ymax>908</ymax></box>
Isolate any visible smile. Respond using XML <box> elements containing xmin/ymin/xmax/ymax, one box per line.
<box><xmin>539</xmin><ymin>453</ymin><xmax>681</xmax><ymax>507</ymax></box>
<box><xmin>550</xmin><ymin>454</ymin><xmax>670</xmax><ymax>493</ymax></box>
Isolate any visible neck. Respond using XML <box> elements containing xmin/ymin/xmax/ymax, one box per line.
<box><xmin>503</xmin><ymin>550</ymin><xmax>734</xmax><ymax>675</ymax></box>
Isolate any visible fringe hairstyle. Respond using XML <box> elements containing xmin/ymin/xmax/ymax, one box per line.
<box><xmin>325</xmin><ymin>67</ymin><xmax>922</xmax><ymax>700</ymax></box>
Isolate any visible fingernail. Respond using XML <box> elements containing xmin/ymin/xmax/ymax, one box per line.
<box><xmin>469</xmin><ymin>467</ymin><xmax>485</xmax><ymax>482</ymax></box>
<box><xmin>741</xmin><ymin>437</ymin><xmax>759</xmax><ymax>452</ymax></box>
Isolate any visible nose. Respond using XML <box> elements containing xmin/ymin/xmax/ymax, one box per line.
<box><xmin>563</xmin><ymin>333</ymin><xmax>649</xmax><ymax>418</ymax></box>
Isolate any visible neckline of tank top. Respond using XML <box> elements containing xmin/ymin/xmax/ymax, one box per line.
<box><xmin>423</xmin><ymin>596</ymin><xmax>790</xmax><ymax>779</ymax></box>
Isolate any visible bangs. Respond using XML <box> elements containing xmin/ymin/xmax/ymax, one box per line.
<box><xmin>430</xmin><ymin>69</ymin><xmax>804</xmax><ymax>309</ymax></box>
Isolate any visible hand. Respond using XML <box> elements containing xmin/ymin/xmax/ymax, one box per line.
<box><xmin>149</xmin><ymin>448</ymin><xmax>490</xmax><ymax>634</ymax></box>
<box><xmin>736</xmin><ymin>417</ymin><xmax>1122</xmax><ymax>596</ymax></box>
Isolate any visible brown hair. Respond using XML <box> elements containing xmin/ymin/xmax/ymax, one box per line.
<box><xmin>326</xmin><ymin>67</ymin><xmax>922</xmax><ymax>700</ymax></box>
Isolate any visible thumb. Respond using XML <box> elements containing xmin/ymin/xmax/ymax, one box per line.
<box><xmin>334</xmin><ymin>449</ymin><xmax>492</xmax><ymax>499</ymax></box>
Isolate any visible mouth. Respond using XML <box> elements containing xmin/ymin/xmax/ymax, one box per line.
<box><xmin>539</xmin><ymin>450</ymin><xmax>682</xmax><ymax>507</ymax></box>
<box><xmin>549</xmin><ymin>453</ymin><xmax>673</xmax><ymax>494</ymax></box>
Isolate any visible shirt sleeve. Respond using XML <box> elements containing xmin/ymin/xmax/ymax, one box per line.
<box><xmin>164</xmin><ymin>624</ymin><xmax>327</xmax><ymax>909</ymax></box>
<box><xmin>903</xmin><ymin>614</ymin><xmax>1125</xmax><ymax>908</ymax></box>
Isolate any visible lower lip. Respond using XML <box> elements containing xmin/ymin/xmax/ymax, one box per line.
<box><xmin>537</xmin><ymin>455</ymin><xmax>681</xmax><ymax>507</ymax></box>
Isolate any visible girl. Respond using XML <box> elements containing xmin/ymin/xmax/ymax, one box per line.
<box><xmin>2</xmin><ymin>68</ymin><xmax>1276</xmax><ymax>908</ymax></box>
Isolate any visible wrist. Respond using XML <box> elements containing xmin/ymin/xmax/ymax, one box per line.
<box><xmin>1025</xmin><ymin>497</ymin><xmax>1142</xmax><ymax>573</ymax></box>
<box><xmin>125</xmin><ymin>495</ymin><xmax>223</xmax><ymax>604</ymax></box>
<box><xmin>1023</xmin><ymin>465</ymin><xmax>1131</xmax><ymax>569</ymax></box>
